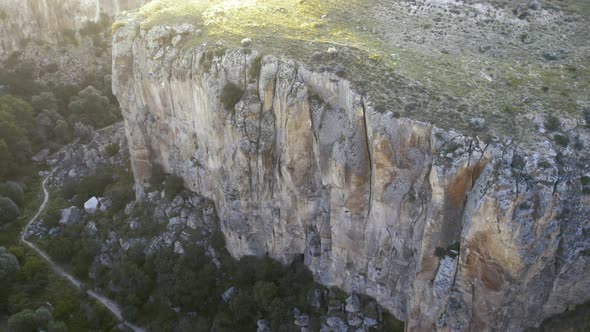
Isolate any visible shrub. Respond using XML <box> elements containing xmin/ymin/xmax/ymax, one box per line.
<box><xmin>34</xmin><ymin>307</ymin><xmax>53</xmax><ymax>329</ymax></box>
<box><xmin>0</xmin><ymin>96</ymin><xmax>34</xmax><ymax>176</ymax></box>
<box><xmin>0</xmin><ymin>196</ymin><xmax>20</xmax><ymax>224</ymax></box>
<box><xmin>554</xmin><ymin>134</ymin><xmax>570</xmax><ymax>147</ymax></box>
<box><xmin>501</xmin><ymin>103</ymin><xmax>519</xmax><ymax>114</ymax></box>
<box><xmin>62</xmin><ymin>168</ymin><xmax>115</xmax><ymax>201</ymax></box>
<box><xmin>8</xmin><ymin>309</ymin><xmax>36</xmax><ymax>332</ymax></box>
<box><xmin>249</xmin><ymin>55</ymin><xmax>263</xmax><ymax>81</ymax></box>
<box><xmin>61</xmin><ymin>28</ymin><xmax>78</xmax><ymax>45</ymax></box>
<box><xmin>0</xmin><ymin>181</ymin><xmax>24</xmax><ymax>206</ymax></box>
<box><xmin>68</xmin><ymin>86</ymin><xmax>119</xmax><ymax>128</ymax></box>
<box><xmin>544</xmin><ymin>115</ymin><xmax>561</xmax><ymax>131</ymax></box>
<box><xmin>80</xmin><ymin>21</ymin><xmax>104</xmax><ymax>37</ymax></box>
<box><xmin>220</xmin><ymin>83</ymin><xmax>244</xmax><ymax>111</ymax></box>
<box><xmin>0</xmin><ymin>247</ymin><xmax>20</xmax><ymax>280</ymax></box>
<box><xmin>31</xmin><ymin>92</ymin><xmax>58</xmax><ymax>113</ymax></box>
<box><xmin>164</xmin><ymin>175</ymin><xmax>184</xmax><ymax>199</ymax></box>
<box><xmin>584</xmin><ymin>107</ymin><xmax>590</xmax><ymax>127</ymax></box>
<box><xmin>47</xmin><ymin>320</ymin><xmax>68</xmax><ymax>332</ymax></box>
<box><xmin>253</xmin><ymin>281</ymin><xmax>279</xmax><ymax>312</ymax></box>
<box><xmin>105</xmin><ymin>143</ymin><xmax>119</xmax><ymax>157</ymax></box>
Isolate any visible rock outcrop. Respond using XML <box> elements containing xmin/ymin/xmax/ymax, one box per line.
<box><xmin>0</xmin><ymin>0</ymin><xmax>149</xmax><ymax>58</ymax></box>
<box><xmin>112</xmin><ymin>7</ymin><xmax>590</xmax><ymax>332</ymax></box>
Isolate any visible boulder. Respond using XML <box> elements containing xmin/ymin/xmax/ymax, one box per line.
<box><xmin>347</xmin><ymin>313</ymin><xmax>363</xmax><ymax>327</ymax></box>
<box><xmin>241</xmin><ymin>37</ymin><xmax>252</xmax><ymax>47</ymax></box>
<box><xmin>59</xmin><ymin>206</ymin><xmax>83</xmax><ymax>225</ymax></box>
<box><xmin>84</xmin><ymin>197</ymin><xmax>99</xmax><ymax>214</ymax></box>
<box><xmin>257</xmin><ymin>320</ymin><xmax>271</xmax><ymax>332</ymax></box>
<box><xmin>173</xmin><ymin>241</ymin><xmax>185</xmax><ymax>254</ymax></box>
<box><xmin>363</xmin><ymin>317</ymin><xmax>377</xmax><ymax>327</ymax></box>
<box><xmin>32</xmin><ymin>149</ymin><xmax>50</xmax><ymax>162</ymax></box>
<box><xmin>221</xmin><ymin>286</ymin><xmax>236</xmax><ymax>303</ymax></box>
<box><xmin>294</xmin><ymin>313</ymin><xmax>310</xmax><ymax>327</ymax></box>
<box><xmin>67</xmin><ymin>169</ymin><xmax>78</xmax><ymax>178</ymax></box>
<box><xmin>48</xmin><ymin>227</ymin><xmax>61</xmax><ymax>237</ymax></box>
<box><xmin>98</xmin><ymin>253</ymin><xmax>112</xmax><ymax>268</ymax></box>
<box><xmin>86</xmin><ymin>221</ymin><xmax>98</xmax><ymax>236</ymax></box>
<box><xmin>98</xmin><ymin>197</ymin><xmax>111</xmax><ymax>212</ymax></box>
<box><xmin>326</xmin><ymin>317</ymin><xmax>348</xmax><ymax>332</ymax></box>
<box><xmin>345</xmin><ymin>294</ymin><xmax>361</xmax><ymax>313</ymax></box>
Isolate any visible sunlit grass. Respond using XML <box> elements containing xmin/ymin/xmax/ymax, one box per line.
<box><xmin>136</xmin><ymin>0</ymin><xmax>384</xmax><ymax>55</ymax></box>
<box><xmin>123</xmin><ymin>0</ymin><xmax>589</xmax><ymax>141</ymax></box>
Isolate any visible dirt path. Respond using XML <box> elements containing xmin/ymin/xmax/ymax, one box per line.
<box><xmin>21</xmin><ymin>169</ymin><xmax>145</xmax><ymax>332</ymax></box>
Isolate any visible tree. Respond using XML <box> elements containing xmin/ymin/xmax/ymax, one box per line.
<box><xmin>0</xmin><ymin>95</ymin><xmax>34</xmax><ymax>130</ymax></box>
<box><xmin>54</xmin><ymin>119</ymin><xmax>72</xmax><ymax>144</ymax></box>
<box><xmin>0</xmin><ymin>181</ymin><xmax>24</xmax><ymax>206</ymax></box>
<box><xmin>0</xmin><ymin>96</ymin><xmax>34</xmax><ymax>176</ymax></box>
<box><xmin>8</xmin><ymin>309</ymin><xmax>37</xmax><ymax>332</ymax></box>
<box><xmin>0</xmin><ymin>246</ymin><xmax>20</xmax><ymax>280</ymax></box>
<box><xmin>34</xmin><ymin>307</ymin><xmax>53</xmax><ymax>329</ymax></box>
<box><xmin>0</xmin><ymin>196</ymin><xmax>20</xmax><ymax>224</ymax></box>
<box><xmin>47</xmin><ymin>320</ymin><xmax>68</xmax><ymax>332</ymax></box>
<box><xmin>68</xmin><ymin>86</ymin><xmax>119</xmax><ymax>128</ymax></box>
<box><xmin>34</xmin><ymin>109</ymin><xmax>69</xmax><ymax>144</ymax></box>
<box><xmin>253</xmin><ymin>280</ymin><xmax>279</xmax><ymax>313</ymax></box>
<box><xmin>31</xmin><ymin>91</ymin><xmax>58</xmax><ymax>114</ymax></box>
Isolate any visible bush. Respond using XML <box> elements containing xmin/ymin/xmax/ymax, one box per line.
<box><xmin>34</xmin><ymin>307</ymin><xmax>53</xmax><ymax>329</ymax></box>
<box><xmin>0</xmin><ymin>196</ymin><xmax>20</xmax><ymax>224</ymax></box>
<box><xmin>0</xmin><ymin>246</ymin><xmax>20</xmax><ymax>281</ymax></box>
<box><xmin>68</xmin><ymin>86</ymin><xmax>120</xmax><ymax>128</ymax></box>
<box><xmin>47</xmin><ymin>320</ymin><xmax>68</xmax><ymax>332</ymax></box>
<box><xmin>554</xmin><ymin>134</ymin><xmax>570</xmax><ymax>147</ymax></box>
<box><xmin>105</xmin><ymin>182</ymin><xmax>135</xmax><ymax>212</ymax></box>
<box><xmin>105</xmin><ymin>143</ymin><xmax>119</xmax><ymax>157</ymax></box>
<box><xmin>0</xmin><ymin>96</ymin><xmax>34</xmax><ymax>176</ymax></box>
<box><xmin>220</xmin><ymin>83</ymin><xmax>244</xmax><ymax>111</ymax></box>
<box><xmin>0</xmin><ymin>181</ymin><xmax>24</xmax><ymax>206</ymax></box>
<box><xmin>253</xmin><ymin>281</ymin><xmax>279</xmax><ymax>312</ymax></box>
<box><xmin>544</xmin><ymin>115</ymin><xmax>561</xmax><ymax>131</ymax></box>
<box><xmin>62</xmin><ymin>168</ymin><xmax>115</xmax><ymax>201</ymax></box>
<box><xmin>8</xmin><ymin>309</ymin><xmax>36</xmax><ymax>332</ymax></box>
<box><xmin>249</xmin><ymin>55</ymin><xmax>263</xmax><ymax>81</ymax></box>
<box><xmin>31</xmin><ymin>92</ymin><xmax>58</xmax><ymax>114</ymax></box>
<box><xmin>164</xmin><ymin>175</ymin><xmax>185</xmax><ymax>199</ymax></box>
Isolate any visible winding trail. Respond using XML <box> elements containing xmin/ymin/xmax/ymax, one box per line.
<box><xmin>21</xmin><ymin>168</ymin><xmax>145</xmax><ymax>332</ymax></box>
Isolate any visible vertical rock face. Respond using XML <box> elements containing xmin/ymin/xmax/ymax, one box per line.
<box><xmin>112</xmin><ymin>17</ymin><xmax>590</xmax><ymax>331</ymax></box>
<box><xmin>0</xmin><ymin>0</ymin><xmax>149</xmax><ymax>58</ymax></box>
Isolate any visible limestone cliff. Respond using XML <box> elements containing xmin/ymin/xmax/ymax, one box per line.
<box><xmin>112</xmin><ymin>10</ymin><xmax>590</xmax><ymax>329</ymax></box>
<box><xmin>0</xmin><ymin>0</ymin><xmax>149</xmax><ymax>58</ymax></box>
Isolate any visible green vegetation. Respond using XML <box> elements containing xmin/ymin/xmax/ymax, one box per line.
<box><xmin>164</xmin><ymin>174</ymin><xmax>185</xmax><ymax>199</ymax></box>
<box><xmin>0</xmin><ymin>96</ymin><xmax>34</xmax><ymax>178</ymax></box>
<box><xmin>1</xmin><ymin>245</ymin><xmax>117</xmax><ymax>331</ymax></box>
<box><xmin>130</xmin><ymin>0</ymin><xmax>590</xmax><ymax>142</ymax></box>
<box><xmin>554</xmin><ymin>134</ymin><xmax>570</xmax><ymax>147</ymax></box>
<box><xmin>249</xmin><ymin>55</ymin><xmax>263</xmax><ymax>82</ymax></box>
<box><xmin>105</xmin><ymin>143</ymin><xmax>120</xmax><ymax>157</ymax></box>
<box><xmin>62</xmin><ymin>167</ymin><xmax>115</xmax><ymax>204</ymax></box>
<box><xmin>68</xmin><ymin>86</ymin><xmax>121</xmax><ymax>128</ymax></box>
<box><xmin>0</xmin><ymin>196</ymin><xmax>20</xmax><ymax>224</ymax></box>
<box><xmin>220</xmin><ymin>82</ymin><xmax>245</xmax><ymax>111</ymax></box>
<box><xmin>434</xmin><ymin>242</ymin><xmax>461</xmax><ymax>259</ymax></box>
<box><xmin>536</xmin><ymin>301</ymin><xmax>590</xmax><ymax>331</ymax></box>
<box><xmin>544</xmin><ymin>115</ymin><xmax>561</xmax><ymax>132</ymax></box>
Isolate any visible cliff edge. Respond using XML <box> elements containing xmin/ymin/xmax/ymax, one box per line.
<box><xmin>112</xmin><ymin>0</ymin><xmax>590</xmax><ymax>330</ymax></box>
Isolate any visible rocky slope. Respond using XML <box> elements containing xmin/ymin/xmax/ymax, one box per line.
<box><xmin>112</xmin><ymin>1</ymin><xmax>590</xmax><ymax>330</ymax></box>
<box><xmin>0</xmin><ymin>0</ymin><xmax>149</xmax><ymax>59</ymax></box>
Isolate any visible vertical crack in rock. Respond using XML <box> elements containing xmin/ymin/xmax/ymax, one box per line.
<box><xmin>360</xmin><ymin>97</ymin><xmax>374</xmax><ymax>243</ymax></box>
